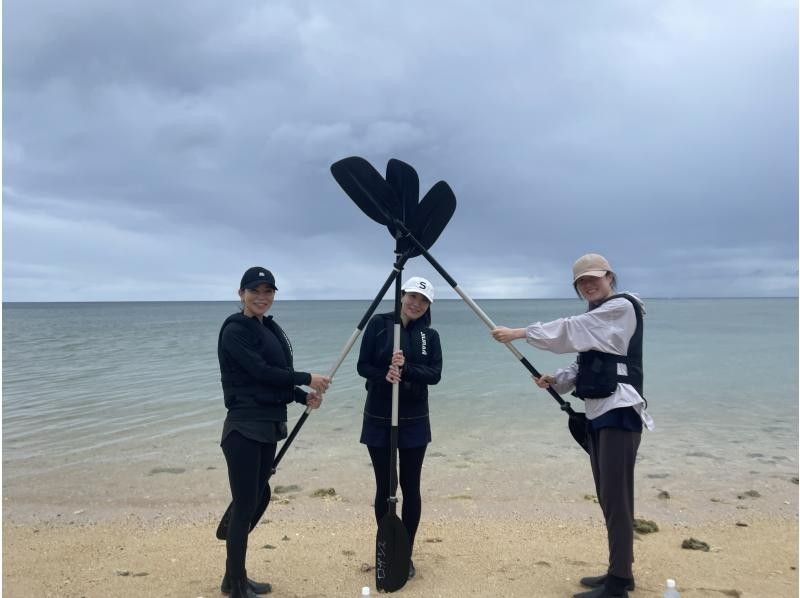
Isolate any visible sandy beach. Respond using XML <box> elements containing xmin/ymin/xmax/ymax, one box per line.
<box><xmin>3</xmin><ymin>408</ymin><xmax>798</xmax><ymax>598</ymax></box>
<box><xmin>4</xmin><ymin>421</ymin><xmax>799</xmax><ymax>598</ymax></box>
<box><xmin>3</xmin><ymin>486</ymin><xmax>797</xmax><ymax>598</ymax></box>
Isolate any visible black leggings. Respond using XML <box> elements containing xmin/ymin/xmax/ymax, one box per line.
<box><xmin>367</xmin><ymin>444</ymin><xmax>427</xmax><ymax>552</ymax></box>
<box><xmin>221</xmin><ymin>431</ymin><xmax>276</xmax><ymax>579</ymax></box>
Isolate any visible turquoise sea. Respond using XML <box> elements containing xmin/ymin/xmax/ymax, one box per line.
<box><xmin>2</xmin><ymin>298</ymin><xmax>798</xmax><ymax>523</ymax></box>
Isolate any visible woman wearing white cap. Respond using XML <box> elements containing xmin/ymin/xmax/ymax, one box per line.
<box><xmin>491</xmin><ymin>254</ymin><xmax>652</xmax><ymax>598</ymax></box>
<box><xmin>357</xmin><ymin>276</ymin><xmax>443</xmax><ymax>579</ymax></box>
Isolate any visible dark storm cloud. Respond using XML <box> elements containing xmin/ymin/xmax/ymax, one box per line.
<box><xmin>3</xmin><ymin>0</ymin><xmax>797</xmax><ymax>301</ymax></box>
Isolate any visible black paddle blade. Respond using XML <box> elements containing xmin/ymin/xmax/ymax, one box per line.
<box><xmin>568</xmin><ymin>412</ymin><xmax>589</xmax><ymax>454</ymax></box>
<box><xmin>376</xmin><ymin>513</ymin><xmax>411</xmax><ymax>592</ymax></box>
<box><xmin>216</xmin><ymin>480</ymin><xmax>272</xmax><ymax>540</ymax></box>
<box><xmin>331</xmin><ymin>156</ymin><xmax>399</xmax><ymax>227</ymax></box>
<box><xmin>215</xmin><ymin>507</ymin><xmax>230</xmax><ymax>540</ymax></box>
<box><xmin>386</xmin><ymin>158</ymin><xmax>419</xmax><ymax>237</ymax></box>
<box><xmin>407</xmin><ymin>181</ymin><xmax>456</xmax><ymax>258</ymax></box>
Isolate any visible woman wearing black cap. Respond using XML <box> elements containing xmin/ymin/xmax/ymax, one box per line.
<box><xmin>357</xmin><ymin>276</ymin><xmax>443</xmax><ymax>579</ymax></box>
<box><xmin>217</xmin><ymin>266</ymin><xmax>331</xmax><ymax>597</ymax></box>
<box><xmin>491</xmin><ymin>254</ymin><xmax>652</xmax><ymax>598</ymax></box>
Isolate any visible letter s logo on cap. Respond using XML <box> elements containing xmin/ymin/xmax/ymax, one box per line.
<box><xmin>418</xmin><ymin>281</ymin><xmax>426</xmax><ymax>289</ymax></box>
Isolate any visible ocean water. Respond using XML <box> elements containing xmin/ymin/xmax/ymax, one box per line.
<box><xmin>3</xmin><ymin>298</ymin><xmax>798</xmax><ymax>522</ymax></box>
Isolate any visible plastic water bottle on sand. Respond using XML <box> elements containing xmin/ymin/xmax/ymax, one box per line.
<box><xmin>663</xmin><ymin>578</ymin><xmax>680</xmax><ymax>597</ymax></box>
<box><xmin>361</xmin><ymin>587</ymin><xmax>371</xmax><ymax>597</ymax></box>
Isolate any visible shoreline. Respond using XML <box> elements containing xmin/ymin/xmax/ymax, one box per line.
<box><xmin>4</xmin><ymin>443</ymin><xmax>797</xmax><ymax>527</ymax></box>
<box><xmin>3</xmin><ymin>510</ymin><xmax>797</xmax><ymax>597</ymax></box>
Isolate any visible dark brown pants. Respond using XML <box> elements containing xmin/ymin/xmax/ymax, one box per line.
<box><xmin>588</xmin><ymin>426</ymin><xmax>641</xmax><ymax>579</ymax></box>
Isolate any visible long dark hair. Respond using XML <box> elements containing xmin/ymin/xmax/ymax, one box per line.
<box><xmin>420</xmin><ymin>307</ymin><xmax>432</xmax><ymax>327</ymax></box>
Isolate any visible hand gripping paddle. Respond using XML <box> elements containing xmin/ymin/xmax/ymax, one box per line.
<box><xmin>375</xmin><ymin>257</ymin><xmax>412</xmax><ymax>593</ymax></box>
<box><xmin>332</xmin><ymin>157</ymin><xmax>460</xmax><ymax>591</ymax></box>
<box><xmin>215</xmin><ymin>166</ymin><xmax>456</xmax><ymax>541</ymax></box>
<box><xmin>332</xmin><ymin>156</ymin><xmax>589</xmax><ymax>452</ymax></box>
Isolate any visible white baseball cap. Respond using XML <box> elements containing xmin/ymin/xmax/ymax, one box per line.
<box><xmin>401</xmin><ymin>276</ymin><xmax>434</xmax><ymax>303</ymax></box>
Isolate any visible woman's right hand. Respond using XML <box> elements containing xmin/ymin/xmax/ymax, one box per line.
<box><xmin>533</xmin><ymin>374</ymin><xmax>555</xmax><ymax>389</ymax></box>
<box><xmin>309</xmin><ymin>374</ymin><xmax>331</xmax><ymax>394</ymax></box>
<box><xmin>390</xmin><ymin>350</ymin><xmax>405</xmax><ymax>367</ymax></box>
<box><xmin>491</xmin><ymin>326</ymin><xmax>525</xmax><ymax>343</ymax></box>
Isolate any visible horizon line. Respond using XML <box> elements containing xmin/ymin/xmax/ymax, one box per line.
<box><xmin>2</xmin><ymin>296</ymin><xmax>798</xmax><ymax>304</ymax></box>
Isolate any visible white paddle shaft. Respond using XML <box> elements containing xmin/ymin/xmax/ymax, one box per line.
<box><xmin>391</xmin><ymin>322</ymin><xmax>401</xmax><ymax>426</ymax></box>
<box><xmin>300</xmin><ymin>326</ymin><xmax>368</xmax><ymax>415</ymax></box>
<box><xmin>452</xmin><ymin>284</ymin><xmax>526</xmax><ymax>361</ymax></box>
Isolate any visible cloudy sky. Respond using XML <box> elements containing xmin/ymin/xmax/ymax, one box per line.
<box><xmin>3</xmin><ymin>0</ymin><xmax>797</xmax><ymax>301</ymax></box>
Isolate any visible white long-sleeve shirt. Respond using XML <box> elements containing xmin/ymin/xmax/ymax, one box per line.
<box><xmin>525</xmin><ymin>294</ymin><xmax>654</xmax><ymax>430</ymax></box>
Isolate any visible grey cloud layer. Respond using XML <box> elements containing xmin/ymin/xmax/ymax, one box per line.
<box><xmin>4</xmin><ymin>0</ymin><xmax>797</xmax><ymax>300</ymax></box>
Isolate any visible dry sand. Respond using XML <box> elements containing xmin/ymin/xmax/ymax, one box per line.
<box><xmin>4</xmin><ymin>441</ymin><xmax>798</xmax><ymax>597</ymax></box>
<box><xmin>3</xmin><ymin>502</ymin><xmax>797</xmax><ymax>597</ymax></box>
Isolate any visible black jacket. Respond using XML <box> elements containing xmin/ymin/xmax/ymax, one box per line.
<box><xmin>218</xmin><ymin>313</ymin><xmax>311</xmax><ymax>421</ymax></box>
<box><xmin>357</xmin><ymin>312</ymin><xmax>442</xmax><ymax>424</ymax></box>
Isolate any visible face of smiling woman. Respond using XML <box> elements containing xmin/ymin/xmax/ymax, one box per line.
<box><xmin>401</xmin><ymin>291</ymin><xmax>430</xmax><ymax>325</ymax></box>
<box><xmin>575</xmin><ymin>272</ymin><xmax>614</xmax><ymax>304</ymax></box>
<box><xmin>239</xmin><ymin>283</ymin><xmax>276</xmax><ymax>319</ymax></box>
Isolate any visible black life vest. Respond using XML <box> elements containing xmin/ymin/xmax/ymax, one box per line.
<box><xmin>573</xmin><ymin>293</ymin><xmax>644</xmax><ymax>400</ymax></box>
<box><xmin>217</xmin><ymin>312</ymin><xmax>295</xmax><ymax>399</ymax></box>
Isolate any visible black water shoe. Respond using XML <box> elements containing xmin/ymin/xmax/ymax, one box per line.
<box><xmin>226</xmin><ymin>577</ymin><xmax>259</xmax><ymax>598</ymax></box>
<box><xmin>221</xmin><ymin>573</ymin><xmax>272</xmax><ymax>595</ymax></box>
<box><xmin>579</xmin><ymin>574</ymin><xmax>635</xmax><ymax>590</ymax></box>
<box><xmin>408</xmin><ymin>559</ymin><xmax>416</xmax><ymax>579</ymax></box>
<box><xmin>573</xmin><ymin>587</ymin><xmax>628</xmax><ymax>598</ymax></box>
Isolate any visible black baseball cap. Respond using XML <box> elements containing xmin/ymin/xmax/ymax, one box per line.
<box><xmin>240</xmin><ymin>266</ymin><xmax>278</xmax><ymax>291</ymax></box>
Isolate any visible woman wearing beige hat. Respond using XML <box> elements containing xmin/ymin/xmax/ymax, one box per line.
<box><xmin>491</xmin><ymin>254</ymin><xmax>652</xmax><ymax>598</ymax></box>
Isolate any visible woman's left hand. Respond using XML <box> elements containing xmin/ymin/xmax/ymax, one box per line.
<box><xmin>385</xmin><ymin>364</ymin><xmax>402</xmax><ymax>384</ymax></box>
<box><xmin>306</xmin><ymin>391</ymin><xmax>323</xmax><ymax>410</ymax></box>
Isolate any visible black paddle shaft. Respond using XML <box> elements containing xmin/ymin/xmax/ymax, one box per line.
<box><xmin>272</xmin><ymin>251</ymin><xmax>412</xmax><ymax>472</ymax></box>
<box><xmin>353</xmin><ymin>185</ymin><xmax>581</xmax><ymax>417</ymax></box>
<box><xmin>391</xmin><ymin>226</ymin><xmax>589</xmax><ymax>452</ymax></box>
<box><xmin>265</xmin><ymin>167</ymin><xmax>454</xmax><ymax>480</ymax></box>
<box><xmin>216</xmin><ymin>252</ymin><xmax>413</xmax><ymax>541</ymax></box>
<box><xmin>330</xmin><ymin>155</ymin><xmax>586</xmax><ymax>449</ymax></box>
